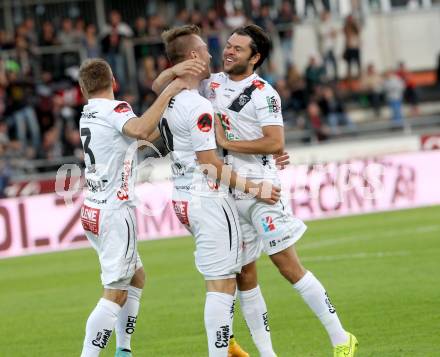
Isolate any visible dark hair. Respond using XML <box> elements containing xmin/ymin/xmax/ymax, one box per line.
<box><xmin>232</xmin><ymin>24</ymin><xmax>271</xmax><ymax>70</ymax></box>
<box><xmin>161</xmin><ymin>25</ymin><xmax>201</xmax><ymax>64</ymax></box>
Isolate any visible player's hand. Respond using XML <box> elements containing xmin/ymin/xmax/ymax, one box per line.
<box><xmin>214</xmin><ymin>115</ymin><xmax>228</xmax><ymax>148</ymax></box>
<box><xmin>163</xmin><ymin>77</ymin><xmax>189</xmax><ymax>97</ymax></box>
<box><xmin>171</xmin><ymin>59</ymin><xmax>206</xmax><ymax>77</ymax></box>
<box><xmin>256</xmin><ymin>182</ymin><xmax>281</xmax><ymax>205</ymax></box>
<box><xmin>274</xmin><ymin>151</ymin><xmax>290</xmax><ymax>170</ymax></box>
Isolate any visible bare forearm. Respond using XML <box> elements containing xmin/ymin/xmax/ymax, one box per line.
<box><xmin>223</xmin><ymin>137</ymin><xmax>284</xmax><ymax>155</ymax></box>
<box><xmin>137</xmin><ymin>91</ymin><xmax>173</xmax><ymax>138</ymax></box>
<box><xmin>152</xmin><ymin>68</ymin><xmax>175</xmax><ymax>95</ymax></box>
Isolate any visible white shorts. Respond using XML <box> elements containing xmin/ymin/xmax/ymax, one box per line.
<box><xmin>81</xmin><ymin>205</ymin><xmax>142</xmax><ymax>290</ymax></box>
<box><xmin>172</xmin><ymin>190</ymin><xmax>242</xmax><ymax>280</ymax></box>
<box><xmin>235</xmin><ymin>194</ymin><xmax>307</xmax><ymax>266</ymax></box>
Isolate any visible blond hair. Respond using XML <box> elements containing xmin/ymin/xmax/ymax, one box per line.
<box><xmin>161</xmin><ymin>25</ymin><xmax>201</xmax><ymax>64</ymax></box>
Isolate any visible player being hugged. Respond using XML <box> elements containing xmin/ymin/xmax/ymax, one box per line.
<box><xmin>78</xmin><ymin>58</ymin><xmax>195</xmax><ymax>357</ymax></box>
<box><xmin>155</xmin><ymin>25</ymin><xmax>280</xmax><ymax>357</ymax></box>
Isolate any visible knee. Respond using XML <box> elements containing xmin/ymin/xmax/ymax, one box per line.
<box><xmin>131</xmin><ymin>267</ymin><xmax>146</xmax><ymax>289</ymax></box>
<box><xmin>237</xmin><ymin>264</ymin><xmax>258</xmax><ymax>291</ymax></box>
<box><xmin>277</xmin><ymin>263</ymin><xmax>306</xmax><ymax>284</ymax></box>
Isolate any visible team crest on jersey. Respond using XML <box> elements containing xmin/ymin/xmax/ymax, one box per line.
<box><xmin>172</xmin><ymin>200</ymin><xmax>190</xmax><ymax>226</ymax></box>
<box><xmin>114</xmin><ymin>102</ymin><xmax>132</xmax><ymax>113</ymax></box>
<box><xmin>266</xmin><ymin>96</ymin><xmax>280</xmax><ymax>113</ymax></box>
<box><xmin>252</xmin><ymin>79</ymin><xmax>265</xmax><ymax>90</ymax></box>
<box><xmin>238</xmin><ymin>94</ymin><xmax>250</xmax><ymax>107</ymax></box>
<box><xmin>261</xmin><ymin>216</ymin><xmax>276</xmax><ymax>232</ymax></box>
<box><xmin>197</xmin><ymin>113</ymin><xmax>213</xmax><ymax>132</ymax></box>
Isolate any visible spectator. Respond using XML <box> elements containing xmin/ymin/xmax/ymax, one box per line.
<box><xmin>317</xmin><ymin>11</ymin><xmax>338</xmax><ymax>81</ymax></box>
<box><xmin>318</xmin><ymin>86</ymin><xmax>354</xmax><ymax>134</ymax></box>
<box><xmin>275</xmin><ymin>0</ymin><xmax>297</xmax><ymax>68</ymax></box>
<box><xmin>304</xmin><ymin>56</ymin><xmax>325</xmax><ymax>95</ymax></box>
<box><xmin>39</xmin><ymin>21</ymin><xmax>59</xmax><ymax>75</ymax></box>
<box><xmin>253</xmin><ymin>5</ymin><xmax>275</xmax><ymax>33</ymax></box>
<box><xmin>0</xmin><ymin>138</ymin><xmax>12</xmax><ymax>198</ymax></box>
<box><xmin>306</xmin><ymin>101</ymin><xmax>329</xmax><ymax>141</ymax></box>
<box><xmin>58</xmin><ymin>18</ymin><xmax>79</xmax><ymax>44</ymax></box>
<box><xmin>343</xmin><ymin>14</ymin><xmax>362</xmax><ymax>82</ymax></box>
<box><xmin>82</xmin><ymin>24</ymin><xmax>100</xmax><ymax>58</ymax></box>
<box><xmin>360</xmin><ymin>63</ymin><xmax>383</xmax><ymax>118</ymax></box>
<box><xmin>58</xmin><ymin>18</ymin><xmax>81</xmax><ymax>71</ymax></box>
<box><xmin>275</xmin><ymin>78</ymin><xmax>296</xmax><ymax>126</ymax></box>
<box><xmin>203</xmin><ymin>8</ymin><xmax>223</xmax><ymax>72</ymax></box>
<box><xmin>396</xmin><ymin>61</ymin><xmax>419</xmax><ymax>116</ymax></box>
<box><xmin>102</xmin><ymin>10</ymin><xmax>133</xmax><ymax>37</ymax></box>
<box><xmin>286</xmin><ymin>64</ymin><xmax>307</xmax><ymax>113</ymax></box>
<box><xmin>0</xmin><ymin>30</ymin><xmax>14</xmax><ymax>50</ymax></box>
<box><xmin>173</xmin><ymin>8</ymin><xmax>190</xmax><ymax>27</ymax></box>
<box><xmin>225</xmin><ymin>7</ymin><xmax>247</xmax><ymax>29</ymax></box>
<box><xmin>100</xmin><ymin>28</ymin><xmax>126</xmax><ymax>94</ymax></box>
<box><xmin>383</xmin><ymin>70</ymin><xmax>405</xmax><ymax>125</ymax></box>
<box><xmin>4</xmin><ymin>63</ymin><xmax>40</xmax><ymax>158</ymax></box>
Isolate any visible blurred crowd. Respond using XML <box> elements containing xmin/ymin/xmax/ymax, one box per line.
<box><xmin>0</xmin><ymin>0</ymin><xmax>436</xmax><ymax>195</ymax></box>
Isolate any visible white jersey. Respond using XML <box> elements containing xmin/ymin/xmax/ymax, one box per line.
<box><xmin>80</xmin><ymin>98</ymin><xmax>138</xmax><ymax>209</ymax></box>
<box><xmin>161</xmin><ymin>89</ymin><xmax>227</xmax><ymax>197</ymax></box>
<box><xmin>200</xmin><ymin>72</ymin><xmax>283</xmax><ymax>182</ymax></box>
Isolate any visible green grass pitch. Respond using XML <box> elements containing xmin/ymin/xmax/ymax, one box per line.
<box><xmin>1</xmin><ymin>206</ymin><xmax>439</xmax><ymax>356</ymax></box>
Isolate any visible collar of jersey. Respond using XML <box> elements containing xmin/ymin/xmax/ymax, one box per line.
<box><xmin>225</xmin><ymin>72</ymin><xmax>258</xmax><ymax>86</ymax></box>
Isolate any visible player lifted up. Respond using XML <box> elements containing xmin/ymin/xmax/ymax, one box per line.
<box><xmin>78</xmin><ymin>58</ymin><xmax>195</xmax><ymax>357</ymax></box>
<box><xmin>155</xmin><ymin>25</ymin><xmax>280</xmax><ymax>357</ymax></box>
<box><xmin>154</xmin><ymin>25</ymin><xmax>358</xmax><ymax>357</ymax></box>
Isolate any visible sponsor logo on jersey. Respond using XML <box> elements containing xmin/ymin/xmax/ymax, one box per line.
<box><xmin>325</xmin><ymin>292</ymin><xmax>336</xmax><ymax>313</ymax></box>
<box><xmin>266</xmin><ymin>96</ymin><xmax>280</xmax><ymax>113</ymax></box>
<box><xmin>197</xmin><ymin>113</ymin><xmax>213</xmax><ymax>132</ymax></box>
<box><xmin>117</xmin><ymin>160</ymin><xmax>132</xmax><ymax>201</ymax></box>
<box><xmin>80</xmin><ymin>205</ymin><xmax>100</xmax><ymax>235</ymax></box>
<box><xmin>86</xmin><ymin>178</ymin><xmax>108</xmax><ymax>193</ymax></box>
<box><xmin>81</xmin><ymin>111</ymin><xmax>98</xmax><ymax>119</ymax></box>
<box><xmin>261</xmin><ymin>216</ymin><xmax>276</xmax><ymax>232</ymax></box>
<box><xmin>252</xmin><ymin>79</ymin><xmax>265</xmax><ymax>90</ymax></box>
<box><xmin>168</xmin><ymin>98</ymin><xmax>175</xmax><ymax>108</ymax></box>
<box><xmin>172</xmin><ymin>200</ymin><xmax>190</xmax><ymax>225</ymax></box>
<box><xmin>215</xmin><ymin>325</ymin><xmax>230</xmax><ymax>348</ymax></box>
<box><xmin>92</xmin><ymin>329</ymin><xmax>112</xmax><ymax>349</ymax></box>
<box><xmin>114</xmin><ymin>102</ymin><xmax>132</xmax><ymax>113</ymax></box>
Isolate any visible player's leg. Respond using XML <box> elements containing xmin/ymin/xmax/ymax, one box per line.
<box><xmin>178</xmin><ymin>194</ymin><xmax>242</xmax><ymax>357</ymax></box>
<box><xmin>205</xmin><ymin>278</ymin><xmax>237</xmax><ymax>357</ymax></box>
<box><xmin>115</xmin><ymin>261</ymin><xmax>145</xmax><ymax>356</ymax></box>
<box><xmin>250</xmin><ymin>197</ymin><xmax>355</xmax><ymax>352</ymax></box>
<box><xmin>269</xmin><ymin>246</ymin><xmax>356</xmax><ymax>352</ymax></box>
<box><xmin>234</xmin><ymin>201</ymin><xmax>276</xmax><ymax>357</ymax></box>
<box><xmin>80</xmin><ymin>207</ymin><xmax>139</xmax><ymax>357</ymax></box>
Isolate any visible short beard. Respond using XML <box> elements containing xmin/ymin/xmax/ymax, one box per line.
<box><xmin>224</xmin><ymin>62</ymin><xmax>248</xmax><ymax>76</ymax></box>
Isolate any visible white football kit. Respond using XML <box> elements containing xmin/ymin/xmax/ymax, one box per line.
<box><xmin>201</xmin><ymin>73</ymin><xmax>307</xmax><ymax>265</ymax></box>
<box><xmin>161</xmin><ymin>89</ymin><xmax>242</xmax><ymax>279</ymax></box>
<box><xmin>80</xmin><ymin>98</ymin><xmax>142</xmax><ymax>289</ymax></box>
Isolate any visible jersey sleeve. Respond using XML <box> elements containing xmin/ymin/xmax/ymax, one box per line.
<box><xmin>188</xmin><ymin>99</ymin><xmax>217</xmax><ymax>152</ymax></box>
<box><xmin>254</xmin><ymin>88</ymin><xmax>284</xmax><ymax>127</ymax></box>
<box><xmin>109</xmin><ymin>101</ymin><xmax>137</xmax><ymax>133</ymax></box>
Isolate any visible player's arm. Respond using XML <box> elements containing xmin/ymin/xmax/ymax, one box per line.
<box><xmin>196</xmin><ymin>150</ymin><xmax>280</xmax><ymax>204</ymax></box>
<box><xmin>123</xmin><ymin>79</ymin><xmax>187</xmax><ymax>140</ymax></box>
<box><xmin>152</xmin><ymin>59</ymin><xmax>205</xmax><ymax>95</ymax></box>
<box><xmin>215</xmin><ymin>118</ymin><xmax>285</xmax><ymax>155</ymax></box>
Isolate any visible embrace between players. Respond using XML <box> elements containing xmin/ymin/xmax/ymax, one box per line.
<box><xmin>78</xmin><ymin>23</ymin><xmax>358</xmax><ymax>357</ymax></box>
